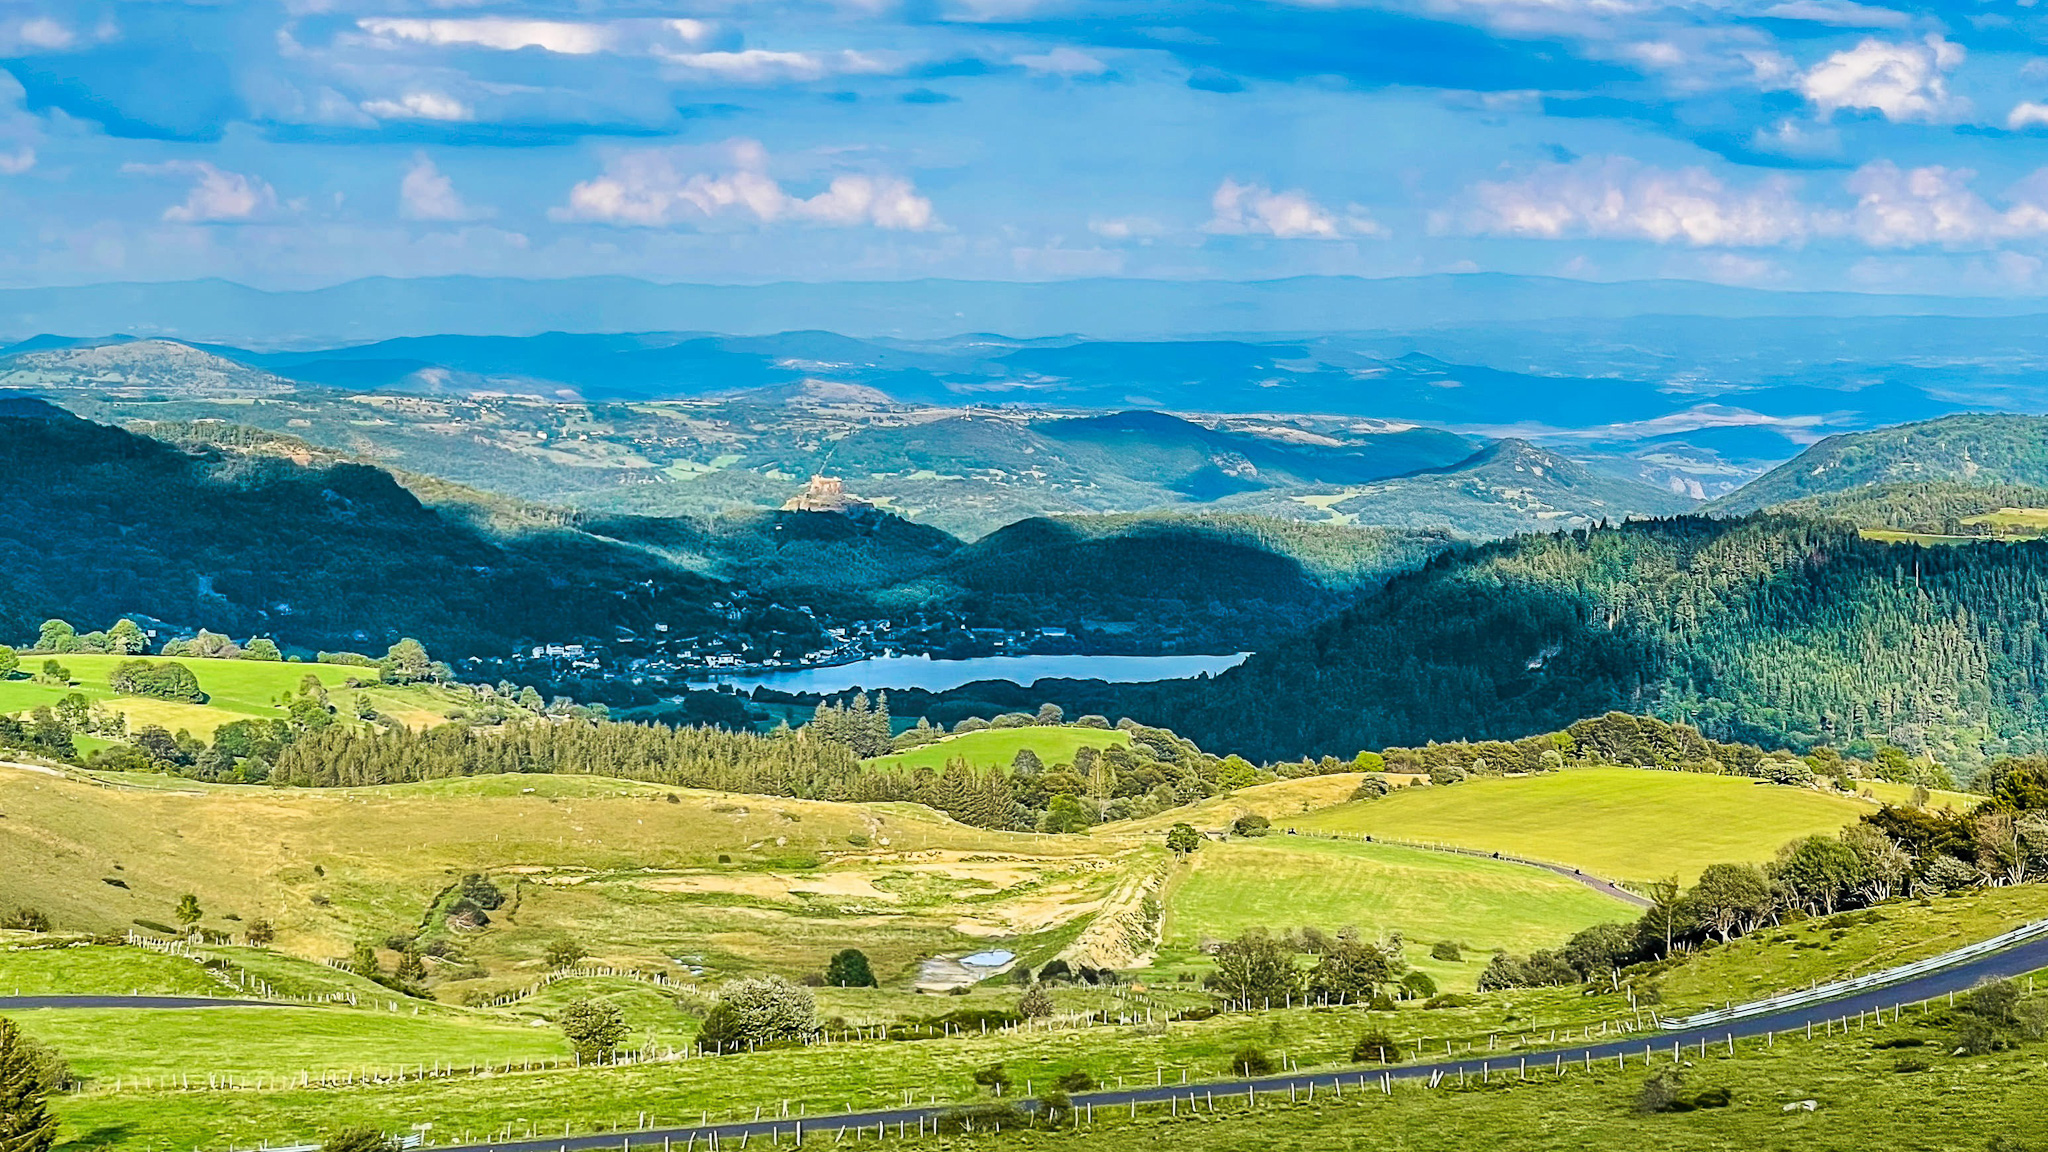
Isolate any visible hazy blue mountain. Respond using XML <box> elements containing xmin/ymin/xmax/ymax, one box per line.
<box><xmin>2</xmin><ymin>275</ymin><xmax>2045</xmax><ymax>347</ymax></box>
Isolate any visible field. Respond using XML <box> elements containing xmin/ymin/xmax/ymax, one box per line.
<box><xmin>1157</xmin><ymin>837</ymin><xmax>1634</xmax><ymax>989</ymax></box>
<box><xmin>1293</xmin><ymin>768</ymin><xmax>1873</xmax><ymax>885</ymax></box>
<box><xmin>863</xmin><ymin>727</ymin><xmax>1132</xmax><ymax>773</ymax></box>
<box><xmin>0</xmin><ymin>652</ymin><xmax>463</xmax><ymax>737</ymax></box>
<box><xmin>0</xmin><ymin>765</ymin><xmax>1117</xmax><ymax>988</ymax></box>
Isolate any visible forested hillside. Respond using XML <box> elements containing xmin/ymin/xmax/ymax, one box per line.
<box><xmin>1764</xmin><ymin>481</ymin><xmax>2048</xmax><ymax>537</ymax></box>
<box><xmin>0</xmin><ymin>398</ymin><xmax>737</xmax><ymax>656</ymax></box>
<box><xmin>1130</xmin><ymin>515</ymin><xmax>2048</xmax><ymax>768</ymax></box>
<box><xmin>1716</xmin><ymin>414</ymin><xmax>2048</xmax><ymax>513</ymax></box>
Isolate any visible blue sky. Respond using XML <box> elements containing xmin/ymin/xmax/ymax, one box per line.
<box><xmin>7</xmin><ymin>0</ymin><xmax>2048</xmax><ymax>292</ymax></box>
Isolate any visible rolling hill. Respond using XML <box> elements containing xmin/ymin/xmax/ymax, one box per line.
<box><xmin>1715</xmin><ymin>414</ymin><xmax>2048</xmax><ymax>513</ymax></box>
<box><xmin>1120</xmin><ymin>513</ymin><xmax>2048</xmax><ymax>767</ymax></box>
<box><xmin>0</xmin><ymin>398</ymin><xmax>738</xmax><ymax>658</ymax></box>
<box><xmin>1220</xmin><ymin>438</ymin><xmax>1695</xmax><ymax>537</ymax></box>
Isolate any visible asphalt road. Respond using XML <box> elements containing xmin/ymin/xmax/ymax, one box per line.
<box><xmin>423</xmin><ymin>931</ymin><xmax>2048</xmax><ymax>1152</ymax></box>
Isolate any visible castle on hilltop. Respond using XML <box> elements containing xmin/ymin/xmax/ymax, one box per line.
<box><xmin>783</xmin><ymin>475</ymin><xmax>871</xmax><ymax>513</ymax></box>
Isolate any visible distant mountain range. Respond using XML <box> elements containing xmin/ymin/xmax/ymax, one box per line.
<box><xmin>4</xmin><ymin>274</ymin><xmax>2046</xmax><ymax>347</ymax></box>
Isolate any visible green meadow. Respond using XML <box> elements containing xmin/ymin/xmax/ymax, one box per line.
<box><xmin>863</xmin><ymin>727</ymin><xmax>1132</xmax><ymax>772</ymax></box>
<box><xmin>1294</xmin><ymin>768</ymin><xmax>1873</xmax><ymax>884</ymax></box>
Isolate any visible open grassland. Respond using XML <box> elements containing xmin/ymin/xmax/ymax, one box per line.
<box><xmin>1109</xmin><ymin>775</ymin><xmax>1370</xmax><ymax>836</ymax></box>
<box><xmin>12</xmin><ymin>883</ymin><xmax>2044</xmax><ymax>1150</ymax></box>
<box><xmin>0</xmin><ymin>652</ymin><xmax>463</xmax><ymax>736</ymax></box>
<box><xmin>754</xmin><ymin>1014</ymin><xmax>2048</xmax><ymax>1152</ymax></box>
<box><xmin>1157</xmin><ymin>837</ymin><xmax>1633</xmax><ymax>991</ymax></box>
<box><xmin>1293</xmin><ymin>768</ymin><xmax>1872</xmax><ymax>884</ymax></box>
<box><xmin>863</xmin><ymin>728</ymin><xmax>1131</xmax><ymax>773</ymax></box>
<box><xmin>1653</xmin><ymin>885</ymin><xmax>2048</xmax><ymax>1012</ymax></box>
<box><xmin>1849</xmin><ymin>779</ymin><xmax>1980</xmax><ymax>812</ymax></box>
<box><xmin>0</xmin><ymin>765</ymin><xmax>1117</xmax><ymax>991</ymax></box>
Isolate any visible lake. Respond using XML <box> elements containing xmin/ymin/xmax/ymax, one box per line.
<box><xmin>689</xmin><ymin>652</ymin><xmax>1251</xmax><ymax>696</ymax></box>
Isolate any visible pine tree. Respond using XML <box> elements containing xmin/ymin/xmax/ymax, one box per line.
<box><xmin>0</xmin><ymin>1016</ymin><xmax>57</xmax><ymax>1152</ymax></box>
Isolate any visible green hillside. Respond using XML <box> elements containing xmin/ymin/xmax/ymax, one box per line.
<box><xmin>0</xmin><ymin>398</ymin><xmax>739</xmax><ymax>658</ymax></box>
<box><xmin>1219</xmin><ymin>438</ymin><xmax>1694</xmax><ymax>539</ymax></box>
<box><xmin>1291</xmin><ymin>768</ymin><xmax>1872</xmax><ymax>884</ymax></box>
<box><xmin>1716</xmin><ymin>413</ymin><xmax>2048</xmax><ymax>514</ymax></box>
<box><xmin>0</xmin><ymin>653</ymin><xmax>463</xmax><ymax>738</ymax></box>
<box><xmin>1123</xmin><ymin>514</ymin><xmax>2048</xmax><ymax>766</ymax></box>
<box><xmin>862</xmin><ymin>726</ymin><xmax>1132</xmax><ymax>773</ymax></box>
<box><xmin>1160</xmin><ymin>837</ymin><xmax>1632</xmax><ymax>987</ymax></box>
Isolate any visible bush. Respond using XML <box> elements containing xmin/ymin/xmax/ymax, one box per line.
<box><xmin>543</xmin><ymin>939</ymin><xmax>587</xmax><ymax>970</ymax></box>
<box><xmin>696</xmin><ymin>976</ymin><xmax>818</xmax><ymax>1052</ymax></box>
<box><xmin>1054</xmin><ymin>1070</ymin><xmax>1094</xmax><ymax>1092</ymax></box>
<box><xmin>1231</xmin><ymin>1046</ymin><xmax>1276</xmax><ymax>1076</ymax></box>
<box><xmin>1349</xmin><ymin>777</ymin><xmax>1391</xmax><ymax>802</ymax></box>
<box><xmin>1430</xmin><ymin>940</ymin><xmax>1462</xmax><ymax>962</ymax></box>
<box><xmin>1423</xmin><ymin>993</ymin><xmax>1473</xmax><ymax>1010</ymax></box>
<box><xmin>971</xmin><ymin>1062</ymin><xmax>1012</xmax><ymax>1094</ymax></box>
<box><xmin>558</xmin><ymin>998</ymin><xmax>629</xmax><ymax>1063</ymax></box>
<box><xmin>0</xmin><ymin>908</ymin><xmax>49</xmax><ymax>933</ymax></box>
<box><xmin>1637</xmin><ymin>1068</ymin><xmax>1688</xmax><ymax>1114</ymax></box>
<box><xmin>1019</xmin><ymin>985</ymin><xmax>1054</xmax><ymax>1019</ymax></box>
<box><xmin>1230</xmin><ymin>813</ymin><xmax>1271</xmax><ymax>838</ymax></box>
<box><xmin>1351</xmin><ymin>1030</ymin><xmax>1401</xmax><ymax>1064</ymax></box>
<box><xmin>934</xmin><ymin>1103</ymin><xmax>1022</xmax><ymax>1134</ymax></box>
<box><xmin>107</xmin><ymin>660</ymin><xmax>205</xmax><ymax>703</ymax></box>
<box><xmin>824</xmin><ymin>948</ymin><xmax>878</xmax><ymax>988</ymax></box>
<box><xmin>321</xmin><ymin>1130</ymin><xmax>400</xmax><ymax>1152</ymax></box>
<box><xmin>1399</xmin><ymin>971</ymin><xmax>1438</xmax><ymax>999</ymax></box>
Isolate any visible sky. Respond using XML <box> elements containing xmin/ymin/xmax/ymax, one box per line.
<box><xmin>7</xmin><ymin>0</ymin><xmax>2048</xmax><ymax>292</ymax></box>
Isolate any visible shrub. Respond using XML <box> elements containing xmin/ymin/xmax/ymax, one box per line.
<box><xmin>107</xmin><ymin>660</ymin><xmax>205</xmax><ymax>703</ymax></box>
<box><xmin>1054</xmin><ymin>1070</ymin><xmax>1094</xmax><ymax>1092</ymax></box>
<box><xmin>543</xmin><ymin>938</ymin><xmax>587</xmax><ymax>970</ymax></box>
<box><xmin>1349</xmin><ymin>777</ymin><xmax>1391</xmax><ymax>802</ymax></box>
<box><xmin>696</xmin><ymin>976</ymin><xmax>818</xmax><ymax>1052</ymax></box>
<box><xmin>1637</xmin><ymin>1068</ymin><xmax>1689</xmax><ymax>1114</ymax></box>
<box><xmin>0</xmin><ymin>908</ymin><xmax>49</xmax><ymax>933</ymax></box>
<box><xmin>1232</xmin><ymin>1046</ymin><xmax>1276</xmax><ymax>1076</ymax></box>
<box><xmin>1430</xmin><ymin>940</ymin><xmax>1462</xmax><ymax>962</ymax></box>
<box><xmin>1019</xmin><ymin>985</ymin><xmax>1054</xmax><ymax>1019</ymax></box>
<box><xmin>1351</xmin><ymin>1030</ymin><xmax>1401</xmax><ymax>1063</ymax></box>
<box><xmin>971</xmin><ymin>1062</ymin><xmax>1012</xmax><ymax>1094</ymax></box>
<box><xmin>1230</xmin><ymin>813</ymin><xmax>1271</xmax><ymax>838</ymax></box>
<box><xmin>934</xmin><ymin>1103</ymin><xmax>1021</xmax><ymax>1134</ymax></box>
<box><xmin>1423</xmin><ymin>993</ymin><xmax>1473</xmax><ymax>1010</ymax></box>
<box><xmin>1399</xmin><ymin>971</ymin><xmax>1438</xmax><ymax>999</ymax></box>
<box><xmin>824</xmin><ymin>948</ymin><xmax>878</xmax><ymax>988</ymax></box>
<box><xmin>320</xmin><ymin>1129</ymin><xmax>400</xmax><ymax>1152</ymax></box>
<box><xmin>558</xmin><ymin>998</ymin><xmax>628</xmax><ymax>1063</ymax></box>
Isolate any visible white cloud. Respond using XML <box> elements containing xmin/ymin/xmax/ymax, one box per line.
<box><xmin>125</xmin><ymin>162</ymin><xmax>280</xmax><ymax>224</ymax></box>
<box><xmin>2009</xmin><ymin>102</ymin><xmax>2048</xmax><ymax>130</ymax></box>
<box><xmin>1014</xmin><ymin>47</ymin><xmax>1108</xmax><ymax>76</ymax></box>
<box><xmin>361</xmin><ymin>92</ymin><xmax>474</xmax><ymax>122</ymax></box>
<box><xmin>1760</xmin><ymin>0</ymin><xmax>1910</xmax><ymax>28</ymax></box>
<box><xmin>1089</xmin><ymin>216</ymin><xmax>1164</xmax><ymax>240</ymax></box>
<box><xmin>1454</xmin><ymin>157</ymin><xmax>1811</xmax><ymax>247</ymax></box>
<box><xmin>1845</xmin><ymin>160</ymin><xmax>2048</xmax><ymax>246</ymax></box>
<box><xmin>660</xmin><ymin>49</ymin><xmax>896</xmax><ymax>84</ymax></box>
<box><xmin>553</xmin><ymin>140</ymin><xmax>937</xmax><ymax>231</ymax></box>
<box><xmin>0</xmin><ymin>146</ymin><xmax>31</xmax><ymax>175</ymax></box>
<box><xmin>1205</xmin><ymin>179</ymin><xmax>1383</xmax><ymax>239</ymax></box>
<box><xmin>1799</xmin><ymin>35</ymin><xmax>1964</xmax><ymax>122</ymax></box>
<box><xmin>356</xmin><ymin>18</ymin><xmax>712</xmax><ymax>56</ymax></box>
<box><xmin>400</xmin><ymin>155</ymin><xmax>484</xmax><ymax>221</ymax></box>
<box><xmin>15</xmin><ymin>17</ymin><xmax>72</xmax><ymax>50</ymax></box>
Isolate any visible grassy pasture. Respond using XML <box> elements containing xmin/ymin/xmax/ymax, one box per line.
<box><xmin>1158</xmin><ymin>837</ymin><xmax>1633</xmax><ymax>990</ymax></box>
<box><xmin>863</xmin><ymin>727</ymin><xmax>1131</xmax><ymax>773</ymax></box>
<box><xmin>0</xmin><ymin>765</ymin><xmax>1112</xmax><ymax>990</ymax></box>
<box><xmin>1846</xmin><ymin>779</ymin><xmax>1979</xmax><ymax>812</ymax></box>
<box><xmin>1293</xmin><ymin>768</ymin><xmax>1871</xmax><ymax>884</ymax></box>
<box><xmin>0</xmin><ymin>653</ymin><xmax>462</xmax><ymax>737</ymax></box>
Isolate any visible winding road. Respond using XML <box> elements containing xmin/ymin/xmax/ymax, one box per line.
<box><xmin>405</xmin><ymin>929</ymin><xmax>2048</xmax><ymax>1152</ymax></box>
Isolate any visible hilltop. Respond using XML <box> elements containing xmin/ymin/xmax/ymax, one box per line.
<box><xmin>1220</xmin><ymin>438</ymin><xmax>1695</xmax><ymax>537</ymax></box>
<box><xmin>1120</xmin><ymin>513</ymin><xmax>2048</xmax><ymax>765</ymax></box>
<box><xmin>0</xmin><ymin>339</ymin><xmax>295</xmax><ymax>396</ymax></box>
<box><xmin>0</xmin><ymin>398</ymin><xmax>740</xmax><ymax>657</ymax></box>
<box><xmin>1714</xmin><ymin>413</ymin><xmax>2048</xmax><ymax>513</ymax></box>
